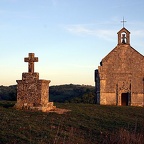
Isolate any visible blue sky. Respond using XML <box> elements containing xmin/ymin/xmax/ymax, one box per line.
<box><xmin>0</xmin><ymin>0</ymin><xmax>144</xmax><ymax>86</ymax></box>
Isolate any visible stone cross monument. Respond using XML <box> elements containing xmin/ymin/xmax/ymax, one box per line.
<box><xmin>15</xmin><ymin>53</ymin><xmax>55</xmax><ymax>112</ymax></box>
<box><xmin>24</xmin><ymin>53</ymin><xmax>38</xmax><ymax>73</ymax></box>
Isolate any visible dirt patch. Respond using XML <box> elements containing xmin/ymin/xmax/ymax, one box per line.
<box><xmin>49</xmin><ymin>108</ymin><xmax>71</xmax><ymax>114</ymax></box>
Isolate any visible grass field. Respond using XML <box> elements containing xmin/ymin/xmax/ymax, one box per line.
<box><xmin>0</xmin><ymin>101</ymin><xmax>144</xmax><ymax>144</ymax></box>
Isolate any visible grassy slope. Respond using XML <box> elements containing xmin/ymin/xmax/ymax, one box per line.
<box><xmin>0</xmin><ymin>101</ymin><xmax>144</xmax><ymax>144</ymax></box>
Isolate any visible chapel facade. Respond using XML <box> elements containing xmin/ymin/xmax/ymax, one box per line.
<box><xmin>95</xmin><ymin>27</ymin><xmax>144</xmax><ymax>106</ymax></box>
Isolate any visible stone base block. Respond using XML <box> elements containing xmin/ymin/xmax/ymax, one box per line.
<box><xmin>15</xmin><ymin>102</ymin><xmax>56</xmax><ymax>112</ymax></box>
<box><xmin>31</xmin><ymin>102</ymin><xmax>56</xmax><ymax>112</ymax></box>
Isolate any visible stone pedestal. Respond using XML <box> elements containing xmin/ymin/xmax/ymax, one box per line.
<box><xmin>15</xmin><ymin>72</ymin><xmax>55</xmax><ymax>112</ymax></box>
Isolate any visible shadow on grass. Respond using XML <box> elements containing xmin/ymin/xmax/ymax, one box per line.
<box><xmin>0</xmin><ymin>101</ymin><xmax>15</xmax><ymax>108</ymax></box>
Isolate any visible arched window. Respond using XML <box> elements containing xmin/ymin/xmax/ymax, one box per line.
<box><xmin>121</xmin><ymin>32</ymin><xmax>127</xmax><ymax>44</ymax></box>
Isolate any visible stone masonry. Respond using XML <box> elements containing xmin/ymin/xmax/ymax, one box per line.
<box><xmin>95</xmin><ymin>27</ymin><xmax>144</xmax><ymax>107</ymax></box>
<box><xmin>15</xmin><ymin>53</ymin><xmax>56</xmax><ymax>112</ymax></box>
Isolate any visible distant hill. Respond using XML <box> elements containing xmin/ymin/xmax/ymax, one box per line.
<box><xmin>0</xmin><ymin>84</ymin><xmax>95</xmax><ymax>103</ymax></box>
<box><xmin>0</xmin><ymin>85</ymin><xmax>17</xmax><ymax>101</ymax></box>
<box><xmin>50</xmin><ymin>84</ymin><xmax>95</xmax><ymax>103</ymax></box>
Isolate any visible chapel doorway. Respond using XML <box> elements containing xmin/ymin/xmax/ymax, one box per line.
<box><xmin>121</xmin><ymin>93</ymin><xmax>128</xmax><ymax>106</ymax></box>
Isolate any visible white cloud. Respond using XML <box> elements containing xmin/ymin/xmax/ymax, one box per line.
<box><xmin>66</xmin><ymin>25</ymin><xmax>94</xmax><ymax>35</ymax></box>
<box><xmin>65</xmin><ymin>24</ymin><xmax>116</xmax><ymax>41</ymax></box>
<box><xmin>65</xmin><ymin>22</ymin><xmax>144</xmax><ymax>42</ymax></box>
<box><xmin>131</xmin><ymin>30</ymin><xmax>144</xmax><ymax>37</ymax></box>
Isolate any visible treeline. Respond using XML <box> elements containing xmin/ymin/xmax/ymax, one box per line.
<box><xmin>0</xmin><ymin>84</ymin><xmax>96</xmax><ymax>103</ymax></box>
<box><xmin>0</xmin><ymin>85</ymin><xmax>17</xmax><ymax>101</ymax></box>
<box><xmin>50</xmin><ymin>84</ymin><xmax>96</xmax><ymax>103</ymax></box>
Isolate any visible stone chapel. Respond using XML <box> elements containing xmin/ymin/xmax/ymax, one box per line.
<box><xmin>95</xmin><ymin>27</ymin><xmax>144</xmax><ymax>106</ymax></box>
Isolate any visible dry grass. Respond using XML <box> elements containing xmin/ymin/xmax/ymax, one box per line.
<box><xmin>102</xmin><ymin>128</ymin><xmax>144</xmax><ymax>144</ymax></box>
<box><xmin>0</xmin><ymin>101</ymin><xmax>144</xmax><ymax>144</ymax></box>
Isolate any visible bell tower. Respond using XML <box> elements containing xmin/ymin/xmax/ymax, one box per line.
<box><xmin>117</xmin><ymin>18</ymin><xmax>130</xmax><ymax>45</ymax></box>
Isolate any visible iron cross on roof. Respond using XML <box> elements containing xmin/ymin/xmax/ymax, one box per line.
<box><xmin>24</xmin><ymin>53</ymin><xmax>38</xmax><ymax>73</ymax></box>
<box><xmin>121</xmin><ymin>17</ymin><xmax>127</xmax><ymax>28</ymax></box>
